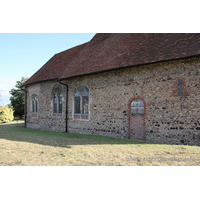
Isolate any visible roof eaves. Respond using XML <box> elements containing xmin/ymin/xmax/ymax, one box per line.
<box><xmin>58</xmin><ymin>54</ymin><xmax>200</xmax><ymax>81</ymax></box>
<box><xmin>23</xmin><ymin>54</ymin><xmax>57</xmax><ymax>85</ymax></box>
<box><xmin>22</xmin><ymin>78</ymin><xmax>58</xmax><ymax>87</ymax></box>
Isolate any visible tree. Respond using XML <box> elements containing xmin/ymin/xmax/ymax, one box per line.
<box><xmin>9</xmin><ymin>76</ymin><xmax>28</xmax><ymax>119</ymax></box>
<box><xmin>6</xmin><ymin>103</ymin><xmax>13</xmax><ymax>110</ymax></box>
<box><xmin>0</xmin><ymin>106</ymin><xmax>14</xmax><ymax>123</ymax></box>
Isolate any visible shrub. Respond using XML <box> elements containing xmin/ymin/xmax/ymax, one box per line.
<box><xmin>0</xmin><ymin>106</ymin><xmax>14</xmax><ymax>123</ymax></box>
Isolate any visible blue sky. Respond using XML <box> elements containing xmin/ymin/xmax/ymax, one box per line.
<box><xmin>0</xmin><ymin>33</ymin><xmax>96</xmax><ymax>106</ymax></box>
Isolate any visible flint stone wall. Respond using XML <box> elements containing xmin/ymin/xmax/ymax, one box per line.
<box><xmin>26</xmin><ymin>56</ymin><xmax>200</xmax><ymax>146</ymax></box>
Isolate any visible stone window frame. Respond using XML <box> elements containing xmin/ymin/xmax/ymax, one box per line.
<box><xmin>73</xmin><ymin>85</ymin><xmax>90</xmax><ymax>120</ymax></box>
<box><xmin>51</xmin><ymin>85</ymin><xmax>63</xmax><ymax>117</ymax></box>
<box><xmin>31</xmin><ymin>94</ymin><xmax>38</xmax><ymax>117</ymax></box>
<box><xmin>171</xmin><ymin>77</ymin><xmax>189</xmax><ymax>98</ymax></box>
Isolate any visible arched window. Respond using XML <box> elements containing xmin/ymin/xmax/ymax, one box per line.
<box><xmin>52</xmin><ymin>86</ymin><xmax>63</xmax><ymax>114</ymax></box>
<box><xmin>131</xmin><ymin>99</ymin><xmax>144</xmax><ymax>115</ymax></box>
<box><xmin>32</xmin><ymin>95</ymin><xmax>38</xmax><ymax>113</ymax></box>
<box><xmin>74</xmin><ymin>86</ymin><xmax>89</xmax><ymax>118</ymax></box>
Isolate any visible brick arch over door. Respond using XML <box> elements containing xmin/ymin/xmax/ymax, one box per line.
<box><xmin>127</xmin><ymin>96</ymin><xmax>147</xmax><ymax>141</ymax></box>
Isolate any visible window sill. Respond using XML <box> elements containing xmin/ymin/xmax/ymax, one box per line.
<box><xmin>74</xmin><ymin>114</ymin><xmax>89</xmax><ymax>120</ymax></box>
<box><xmin>53</xmin><ymin>113</ymin><xmax>62</xmax><ymax>117</ymax></box>
<box><xmin>31</xmin><ymin>113</ymin><xmax>38</xmax><ymax>117</ymax></box>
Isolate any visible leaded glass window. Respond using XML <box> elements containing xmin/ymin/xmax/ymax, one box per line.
<box><xmin>53</xmin><ymin>95</ymin><xmax>57</xmax><ymax>113</ymax></box>
<box><xmin>32</xmin><ymin>95</ymin><xmax>38</xmax><ymax>113</ymax></box>
<box><xmin>32</xmin><ymin>101</ymin><xmax>34</xmax><ymax>112</ymax></box>
<box><xmin>131</xmin><ymin>99</ymin><xmax>144</xmax><ymax>115</ymax></box>
<box><xmin>35</xmin><ymin>99</ymin><xmax>37</xmax><ymax>113</ymax></box>
<box><xmin>74</xmin><ymin>86</ymin><xmax>89</xmax><ymax>115</ymax></box>
<box><xmin>178</xmin><ymin>80</ymin><xmax>183</xmax><ymax>97</ymax></box>
<box><xmin>74</xmin><ymin>96</ymin><xmax>80</xmax><ymax>113</ymax></box>
<box><xmin>52</xmin><ymin>85</ymin><xmax>63</xmax><ymax>114</ymax></box>
<box><xmin>59</xmin><ymin>94</ymin><xmax>62</xmax><ymax>113</ymax></box>
<box><xmin>82</xmin><ymin>96</ymin><xmax>89</xmax><ymax>114</ymax></box>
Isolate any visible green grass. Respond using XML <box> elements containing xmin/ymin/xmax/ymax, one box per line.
<box><xmin>0</xmin><ymin>120</ymin><xmax>200</xmax><ymax>166</ymax></box>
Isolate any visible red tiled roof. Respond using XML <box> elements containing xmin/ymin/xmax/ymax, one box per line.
<box><xmin>24</xmin><ymin>42</ymin><xmax>87</xmax><ymax>86</ymax></box>
<box><xmin>24</xmin><ymin>33</ymin><xmax>200</xmax><ymax>86</ymax></box>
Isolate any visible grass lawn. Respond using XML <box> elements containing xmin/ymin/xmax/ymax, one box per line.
<box><xmin>0</xmin><ymin>120</ymin><xmax>200</xmax><ymax>166</ymax></box>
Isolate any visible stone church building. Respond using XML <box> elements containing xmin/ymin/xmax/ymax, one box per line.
<box><xmin>23</xmin><ymin>33</ymin><xmax>200</xmax><ymax>146</ymax></box>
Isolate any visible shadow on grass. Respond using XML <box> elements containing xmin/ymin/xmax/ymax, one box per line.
<box><xmin>0</xmin><ymin>122</ymin><xmax>153</xmax><ymax>149</ymax></box>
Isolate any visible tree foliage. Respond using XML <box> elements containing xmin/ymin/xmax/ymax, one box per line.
<box><xmin>9</xmin><ymin>77</ymin><xmax>28</xmax><ymax>119</ymax></box>
<box><xmin>0</xmin><ymin>106</ymin><xmax>14</xmax><ymax>123</ymax></box>
<box><xmin>6</xmin><ymin>103</ymin><xmax>13</xmax><ymax>110</ymax></box>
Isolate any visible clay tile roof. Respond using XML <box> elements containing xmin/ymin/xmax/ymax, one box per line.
<box><xmin>24</xmin><ymin>33</ymin><xmax>200</xmax><ymax>86</ymax></box>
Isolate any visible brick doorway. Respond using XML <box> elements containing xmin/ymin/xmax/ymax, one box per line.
<box><xmin>130</xmin><ymin>115</ymin><xmax>145</xmax><ymax>140</ymax></box>
<box><xmin>129</xmin><ymin>98</ymin><xmax>145</xmax><ymax>140</ymax></box>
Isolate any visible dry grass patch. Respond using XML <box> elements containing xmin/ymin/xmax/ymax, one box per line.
<box><xmin>0</xmin><ymin>120</ymin><xmax>200</xmax><ymax>166</ymax></box>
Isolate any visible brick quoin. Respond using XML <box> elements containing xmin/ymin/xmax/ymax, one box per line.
<box><xmin>127</xmin><ymin>96</ymin><xmax>148</xmax><ymax>141</ymax></box>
